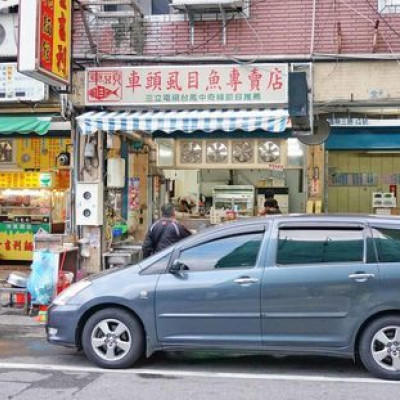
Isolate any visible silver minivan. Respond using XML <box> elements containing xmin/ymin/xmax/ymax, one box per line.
<box><xmin>47</xmin><ymin>215</ymin><xmax>400</xmax><ymax>380</ymax></box>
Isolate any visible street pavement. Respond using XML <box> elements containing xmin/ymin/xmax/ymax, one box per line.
<box><xmin>0</xmin><ymin>308</ymin><xmax>399</xmax><ymax>400</ymax></box>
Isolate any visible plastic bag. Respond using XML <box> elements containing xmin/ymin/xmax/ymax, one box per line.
<box><xmin>27</xmin><ymin>251</ymin><xmax>56</xmax><ymax>305</ymax></box>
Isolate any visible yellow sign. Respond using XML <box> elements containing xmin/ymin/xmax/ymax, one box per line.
<box><xmin>38</xmin><ymin>0</ymin><xmax>72</xmax><ymax>84</ymax></box>
<box><xmin>0</xmin><ymin>231</ymin><xmax>34</xmax><ymax>261</ymax></box>
<box><xmin>0</xmin><ymin>172</ymin><xmax>40</xmax><ymax>189</ymax></box>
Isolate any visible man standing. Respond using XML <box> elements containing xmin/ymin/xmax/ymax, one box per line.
<box><xmin>142</xmin><ymin>203</ymin><xmax>191</xmax><ymax>258</ymax></box>
<box><xmin>263</xmin><ymin>190</ymin><xmax>281</xmax><ymax>215</ymax></box>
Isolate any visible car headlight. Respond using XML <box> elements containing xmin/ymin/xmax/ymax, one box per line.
<box><xmin>53</xmin><ymin>280</ymin><xmax>92</xmax><ymax>306</ymax></box>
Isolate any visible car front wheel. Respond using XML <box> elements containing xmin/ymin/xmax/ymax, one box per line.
<box><xmin>82</xmin><ymin>308</ymin><xmax>144</xmax><ymax>369</ymax></box>
<box><xmin>359</xmin><ymin>316</ymin><xmax>400</xmax><ymax>380</ymax></box>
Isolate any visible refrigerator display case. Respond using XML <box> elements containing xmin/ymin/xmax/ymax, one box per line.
<box><xmin>212</xmin><ymin>185</ymin><xmax>255</xmax><ymax>216</ymax></box>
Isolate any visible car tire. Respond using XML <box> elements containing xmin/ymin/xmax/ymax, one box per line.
<box><xmin>359</xmin><ymin>316</ymin><xmax>400</xmax><ymax>380</ymax></box>
<box><xmin>82</xmin><ymin>308</ymin><xmax>144</xmax><ymax>369</ymax></box>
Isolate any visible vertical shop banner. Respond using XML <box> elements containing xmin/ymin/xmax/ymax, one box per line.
<box><xmin>18</xmin><ymin>0</ymin><xmax>72</xmax><ymax>87</ymax></box>
<box><xmin>86</xmin><ymin>64</ymin><xmax>288</xmax><ymax>106</ymax></box>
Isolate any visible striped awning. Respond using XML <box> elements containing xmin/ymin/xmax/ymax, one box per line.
<box><xmin>76</xmin><ymin>109</ymin><xmax>289</xmax><ymax>136</ymax></box>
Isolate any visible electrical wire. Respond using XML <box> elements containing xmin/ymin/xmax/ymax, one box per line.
<box><xmin>220</xmin><ymin>10</ymin><xmax>266</xmax><ymax>65</ymax></box>
<box><xmin>82</xmin><ymin>0</ymin><xmax>268</xmax><ymax>63</ymax></box>
<box><xmin>336</xmin><ymin>0</ymin><xmax>400</xmax><ymax>65</ymax></box>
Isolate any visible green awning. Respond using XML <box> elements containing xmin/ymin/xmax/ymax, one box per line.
<box><xmin>0</xmin><ymin>116</ymin><xmax>52</xmax><ymax>135</ymax></box>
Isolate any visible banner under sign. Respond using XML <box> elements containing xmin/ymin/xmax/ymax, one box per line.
<box><xmin>86</xmin><ymin>64</ymin><xmax>288</xmax><ymax>107</ymax></box>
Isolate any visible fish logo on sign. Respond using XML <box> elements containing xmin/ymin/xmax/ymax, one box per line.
<box><xmin>87</xmin><ymin>70</ymin><xmax>123</xmax><ymax>103</ymax></box>
<box><xmin>88</xmin><ymin>86</ymin><xmax>120</xmax><ymax>101</ymax></box>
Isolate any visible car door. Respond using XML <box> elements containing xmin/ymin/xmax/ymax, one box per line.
<box><xmin>155</xmin><ymin>224</ymin><xmax>267</xmax><ymax>348</ymax></box>
<box><xmin>261</xmin><ymin>220</ymin><xmax>379</xmax><ymax>349</ymax></box>
<box><xmin>370</xmin><ymin>224</ymin><xmax>400</xmax><ymax>310</ymax></box>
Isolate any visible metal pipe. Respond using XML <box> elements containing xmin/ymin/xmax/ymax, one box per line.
<box><xmin>310</xmin><ymin>0</ymin><xmax>317</xmax><ymax>55</ymax></box>
<box><xmin>73</xmin><ymin>52</ymin><xmax>400</xmax><ymax>63</ymax></box>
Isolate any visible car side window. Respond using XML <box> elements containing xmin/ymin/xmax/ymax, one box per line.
<box><xmin>140</xmin><ymin>253</ymin><xmax>171</xmax><ymax>275</ymax></box>
<box><xmin>276</xmin><ymin>227</ymin><xmax>364</xmax><ymax>265</ymax></box>
<box><xmin>371</xmin><ymin>227</ymin><xmax>400</xmax><ymax>263</ymax></box>
<box><xmin>178</xmin><ymin>233</ymin><xmax>263</xmax><ymax>272</ymax></box>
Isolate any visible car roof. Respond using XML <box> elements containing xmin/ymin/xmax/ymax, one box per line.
<box><xmin>208</xmin><ymin>213</ymin><xmax>400</xmax><ymax>225</ymax></box>
<box><xmin>188</xmin><ymin>214</ymin><xmax>400</xmax><ymax>235</ymax></box>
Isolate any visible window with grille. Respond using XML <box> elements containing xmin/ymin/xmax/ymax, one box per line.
<box><xmin>379</xmin><ymin>0</ymin><xmax>400</xmax><ymax>13</ymax></box>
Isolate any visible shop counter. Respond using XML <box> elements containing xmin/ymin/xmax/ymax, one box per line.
<box><xmin>176</xmin><ymin>217</ymin><xmax>212</xmax><ymax>232</ymax></box>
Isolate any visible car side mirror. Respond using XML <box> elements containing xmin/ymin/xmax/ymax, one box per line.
<box><xmin>169</xmin><ymin>259</ymin><xmax>188</xmax><ymax>274</ymax></box>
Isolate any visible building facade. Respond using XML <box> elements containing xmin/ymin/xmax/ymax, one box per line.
<box><xmin>70</xmin><ymin>0</ymin><xmax>400</xmax><ymax>272</ymax></box>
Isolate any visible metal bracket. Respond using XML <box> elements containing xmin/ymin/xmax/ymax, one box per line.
<box><xmin>185</xmin><ymin>6</ymin><xmax>195</xmax><ymax>46</ymax></box>
<box><xmin>184</xmin><ymin>4</ymin><xmax>229</xmax><ymax>46</ymax></box>
<box><xmin>219</xmin><ymin>4</ymin><xmax>227</xmax><ymax>46</ymax></box>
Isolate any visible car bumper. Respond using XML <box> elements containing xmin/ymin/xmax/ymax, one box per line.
<box><xmin>46</xmin><ymin>304</ymin><xmax>81</xmax><ymax>348</ymax></box>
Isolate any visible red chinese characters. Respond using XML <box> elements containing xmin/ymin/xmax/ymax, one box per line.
<box><xmin>227</xmin><ymin>68</ymin><xmax>242</xmax><ymax>92</ymax></box>
<box><xmin>56</xmin><ymin>45</ymin><xmax>67</xmax><ymax>76</ymax></box>
<box><xmin>54</xmin><ymin>0</ymin><xmax>69</xmax><ymax>78</ymax></box>
<box><xmin>267</xmin><ymin>68</ymin><xmax>283</xmax><ymax>91</ymax></box>
<box><xmin>58</xmin><ymin>12</ymin><xmax>66</xmax><ymax>42</ymax></box>
<box><xmin>39</xmin><ymin>0</ymin><xmax>70</xmax><ymax>81</ymax></box>
<box><xmin>126</xmin><ymin>70</ymin><xmax>142</xmax><ymax>92</ymax></box>
<box><xmin>146</xmin><ymin>72</ymin><xmax>162</xmax><ymax>91</ymax></box>
<box><xmin>248</xmin><ymin>68</ymin><xmax>263</xmax><ymax>91</ymax></box>
<box><xmin>24</xmin><ymin>241</ymin><xmax>34</xmax><ymax>252</ymax></box>
<box><xmin>188</xmin><ymin>72</ymin><xmax>199</xmax><ymax>90</ymax></box>
<box><xmin>166</xmin><ymin>72</ymin><xmax>182</xmax><ymax>91</ymax></box>
<box><xmin>39</xmin><ymin>0</ymin><xmax>54</xmax><ymax>71</ymax></box>
<box><xmin>86</xmin><ymin>65</ymin><xmax>287</xmax><ymax>105</ymax></box>
<box><xmin>206</xmin><ymin>70</ymin><xmax>222</xmax><ymax>91</ymax></box>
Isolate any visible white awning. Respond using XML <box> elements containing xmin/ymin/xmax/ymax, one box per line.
<box><xmin>0</xmin><ymin>0</ymin><xmax>19</xmax><ymax>10</ymax></box>
<box><xmin>76</xmin><ymin>109</ymin><xmax>290</xmax><ymax>136</ymax></box>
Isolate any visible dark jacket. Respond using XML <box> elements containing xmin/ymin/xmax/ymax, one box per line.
<box><xmin>264</xmin><ymin>199</ymin><xmax>281</xmax><ymax>214</ymax></box>
<box><xmin>142</xmin><ymin>218</ymin><xmax>191</xmax><ymax>258</ymax></box>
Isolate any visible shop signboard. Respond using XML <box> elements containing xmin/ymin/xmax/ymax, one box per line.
<box><xmin>0</xmin><ymin>223</ymin><xmax>49</xmax><ymax>261</ymax></box>
<box><xmin>0</xmin><ymin>63</ymin><xmax>47</xmax><ymax>102</ymax></box>
<box><xmin>330</xmin><ymin>117</ymin><xmax>400</xmax><ymax>127</ymax></box>
<box><xmin>18</xmin><ymin>0</ymin><xmax>72</xmax><ymax>87</ymax></box>
<box><xmin>85</xmin><ymin>64</ymin><xmax>288</xmax><ymax>107</ymax></box>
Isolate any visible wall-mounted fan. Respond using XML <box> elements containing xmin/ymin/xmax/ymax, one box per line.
<box><xmin>206</xmin><ymin>141</ymin><xmax>228</xmax><ymax>163</ymax></box>
<box><xmin>232</xmin><ymin>141</ymin><xmax>254</xmax><ymax>163</ymax></box>
<box><xmin>180</xmin><ymin>141</ymin><xmax>202</xmax><ymax>164</ymax></box>
<box><xmin>258</xmin><ymin>141</ymin><xmax>280</xmax><ymax>163</ymax></box>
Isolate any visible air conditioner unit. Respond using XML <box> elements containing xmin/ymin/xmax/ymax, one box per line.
<box><xmin>171</xmin><ymin>0</ymin><xmax>245</xmax><ymax>12</ymax></box>
<box><xmin>0</xmin><ymin>14</ymin><xmax>17</xmax><ymax>57</ymax></box>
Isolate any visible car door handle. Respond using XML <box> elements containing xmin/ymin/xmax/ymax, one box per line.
<box><xmin>233</xmin><ymin>277</ymin><xmax>259</xmax><ymax>285</ymax></box>
<box><xmin>348</xmin><ymin>273</ymin><xmax>375</xmax><ymax>282</ymax></box>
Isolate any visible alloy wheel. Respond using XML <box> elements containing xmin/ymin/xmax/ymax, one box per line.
<box><xmin>91</xmin><ymin>319</ymin><xmax>132</xmax><ymax>362</ymax></box>
<box><xmin>370</xmin><ymin>325</ymin><xmax>400</xmax><ymax>371</ymax></box>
